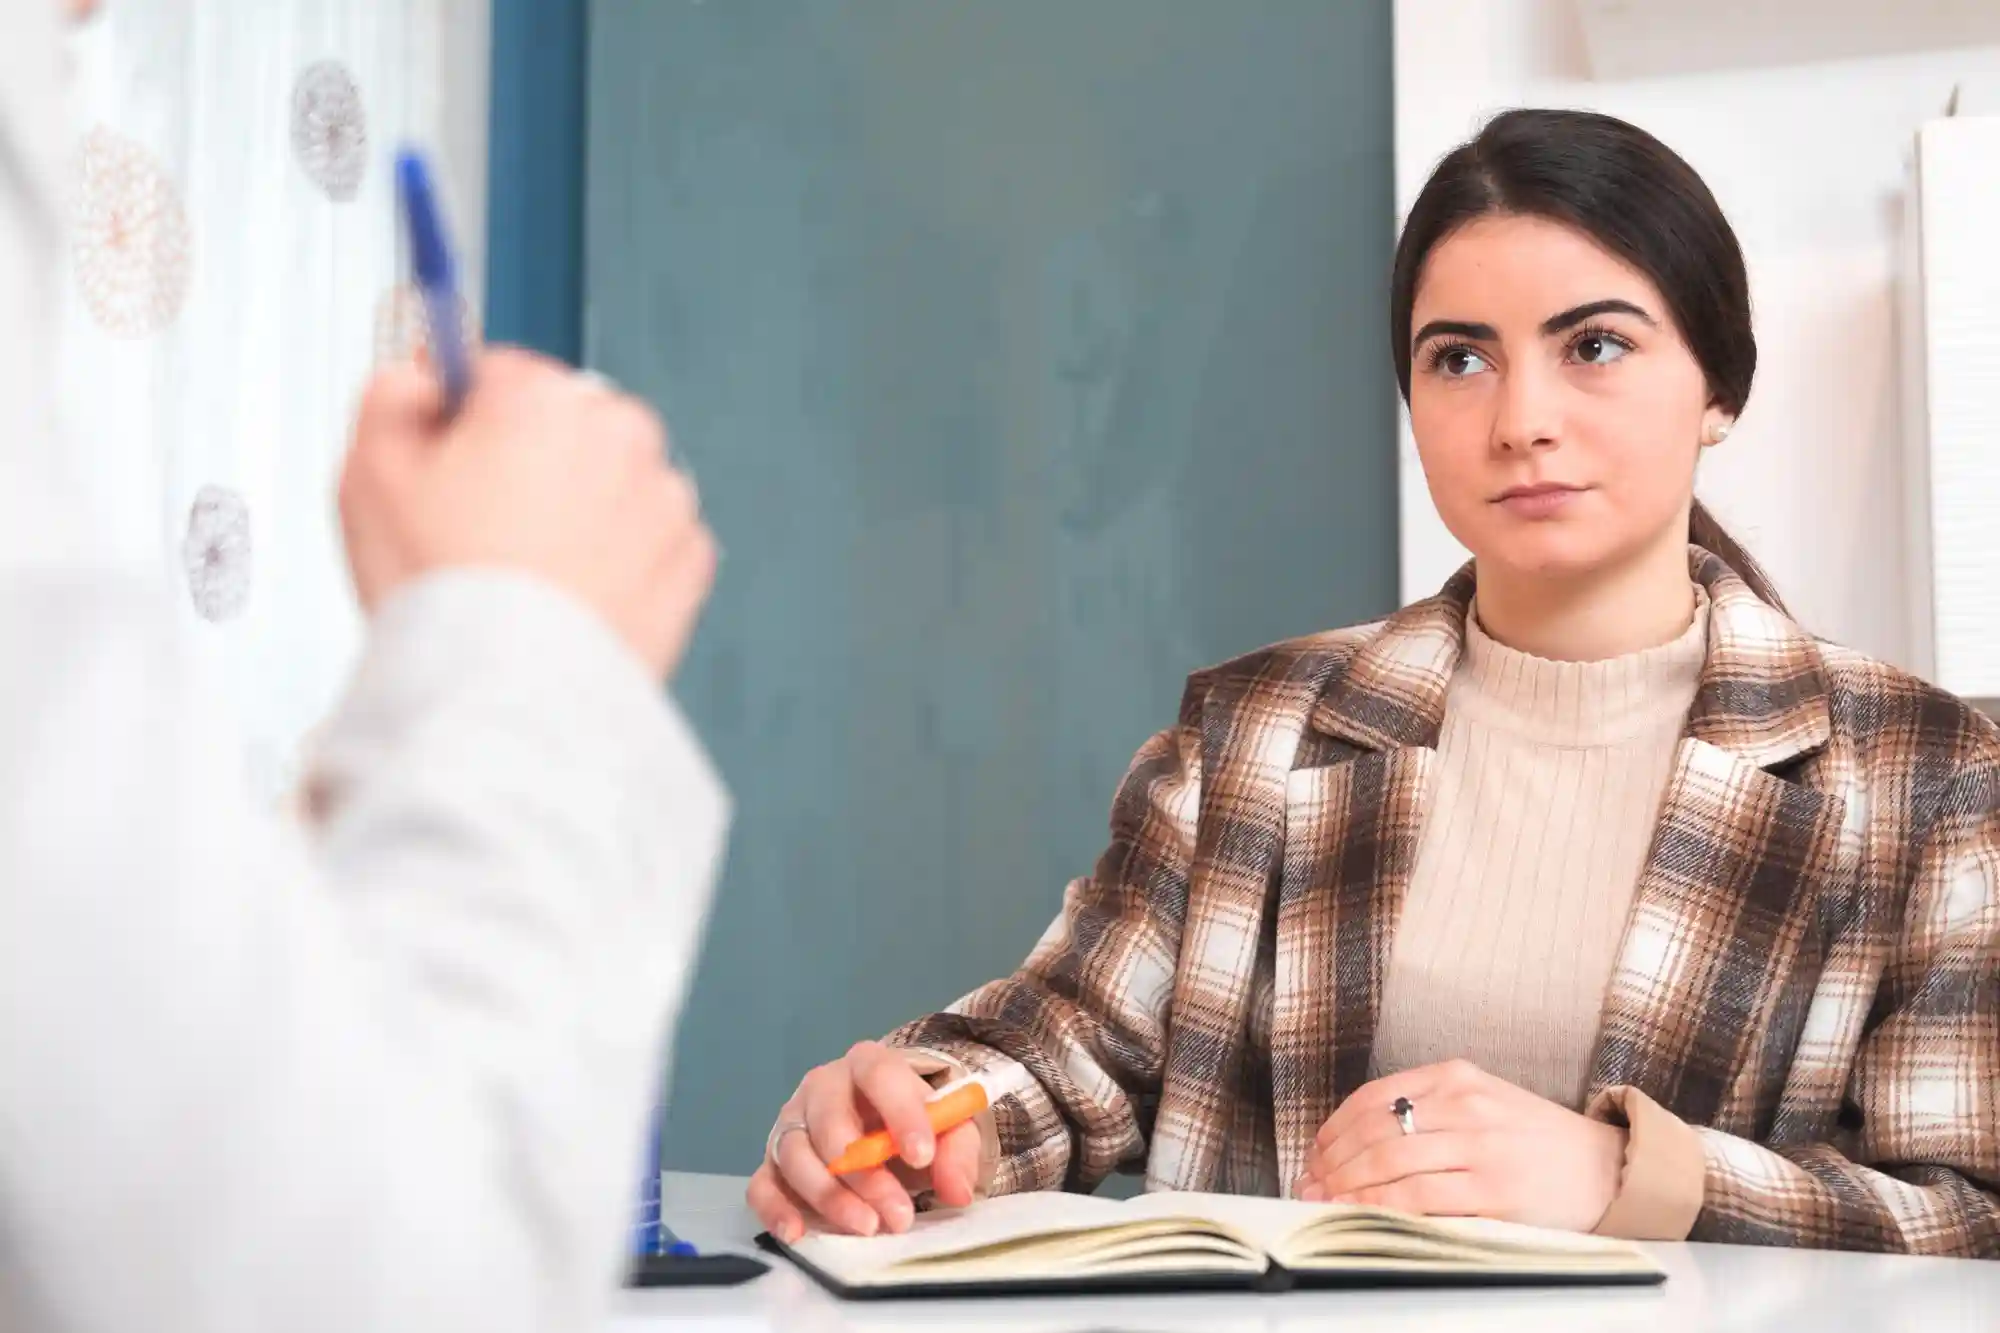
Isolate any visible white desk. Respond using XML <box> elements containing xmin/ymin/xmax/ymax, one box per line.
<box><xmin>614</xmin><ymin>1172</ymin><xmax>2000</xmax><ymax>1333</ymax></box>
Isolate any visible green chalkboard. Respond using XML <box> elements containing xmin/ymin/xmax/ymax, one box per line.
<box><xmin>586</xmin><ymin>0</ymin><xmax>1396</xmax><ymax>1173</ymax></box>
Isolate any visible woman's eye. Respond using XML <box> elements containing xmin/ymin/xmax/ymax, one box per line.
<box><xmin>1570</xmin><ymin>333</ymin><xmax>1631</xmax><ymax>366</ymax></box>
<box><xmin>1438</xmin><ymin>346</ymin><xmax>1490</xmax><ymax>378</ymax></box>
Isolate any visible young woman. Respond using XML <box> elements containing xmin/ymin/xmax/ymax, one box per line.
<box><xmin>747</xmin><ymin>108</ymin><xmax>2000</xmax><ymax>1256</ymax></box>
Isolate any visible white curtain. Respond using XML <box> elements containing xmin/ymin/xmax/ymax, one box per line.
<box><xmin>57</xmin><ymin>0</ymin><xmax>489</xmax><ymax>806</ymax></box>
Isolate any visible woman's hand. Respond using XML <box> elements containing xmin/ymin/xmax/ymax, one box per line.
<box><xmin>746</xmin><ymin>1041</ymin><xmax>985</xmax><ymax>1244</ymax></box>
<box><xmin>1294</xmin><ymin>1059</ymin><xmax>1627</xmax><ymax>1234</ymax></box>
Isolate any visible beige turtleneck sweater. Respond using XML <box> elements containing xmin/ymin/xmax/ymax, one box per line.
<box><xmin>1371</xmin><ymin>588</ymin><xmax>1710</xmax><ymax>1111</ymax></box>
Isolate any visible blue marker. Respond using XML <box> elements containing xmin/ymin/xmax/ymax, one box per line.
<box><xmin>394</xmin><ymin>148</ymin><xmax>473</xmax><ymax>415</ymax></box>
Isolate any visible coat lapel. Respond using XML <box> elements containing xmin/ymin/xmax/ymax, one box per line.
<box><xmin>1264</xmin><ymin>569</ymin><xmax>1469</xmax><ymax>1187</ymax></box>
<box><xmin>1272</xmin><ymin>747</ymin><xmax>1434</xmax><ymax>1187</ymax></box>
<box><xmin>1148</xmin><ymin>641</ymin><xmax>1348</xmax><ymax>1192</ymax></box>
<box><xmin>1586</xmin><ymin>553</ymin><xmax>1846</xmax><ymax>1132</ymax></box>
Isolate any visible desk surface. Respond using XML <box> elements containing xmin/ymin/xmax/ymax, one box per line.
<box><xmin>614</xmin><ymin>1172</ymin><xmax>1999</xmax><ymax>1332</ymax></box>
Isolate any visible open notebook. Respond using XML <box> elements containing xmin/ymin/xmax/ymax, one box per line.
<box><xmin>760</xmin><ymin>1189</ymin><xmax>1665</xmax><ymax>1300</ymax></box>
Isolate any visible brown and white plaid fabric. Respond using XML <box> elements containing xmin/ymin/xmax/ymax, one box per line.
<box><xmin>891</xmin><ymin>549</ymin><xmax>2000</xmax><ymax>1256</ymax></box>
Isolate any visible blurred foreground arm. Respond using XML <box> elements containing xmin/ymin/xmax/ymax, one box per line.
<box><xmin>0</xmin><ymin>29</ymin><xmax>729</xmax><ymax>1320</ymax></box>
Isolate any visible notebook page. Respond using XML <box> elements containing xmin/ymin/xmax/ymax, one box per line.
<box><xmin>1122</xmin><ymin>1192</ymin><xmax>1650</xmax><ymax>1266</ymax></box>
<box><xmin>1386</xmin><ymin>1213</ymin><xmax>1647</xmax><ymax>1256</ymax></box>
<box><xmin>1117</xmin><ymin>1191</ymin><xmax>1341</xmax><ymax>1254</ymax></box>
<box><xmin>789</xmin><ymin>1191</ymin><xmax>1130</xmax><ymax>1279</ymax></box>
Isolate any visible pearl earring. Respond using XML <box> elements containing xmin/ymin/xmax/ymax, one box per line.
<box><xmin>1708</xmin><ymin>420</ymin><xmax>1733</xmax><ymax>444</ymax></box>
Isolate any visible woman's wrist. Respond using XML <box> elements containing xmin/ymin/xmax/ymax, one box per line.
<box><xmin>1586</xmin><ymin>1085</ymin><xmax>1705</xmax><ymax>1240</ymax></box>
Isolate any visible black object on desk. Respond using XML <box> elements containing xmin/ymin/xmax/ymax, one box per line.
<box><xmin>627</xmin><ymin>1250</ymin><xmax>770</xmax><ymax>1288</ymax></box>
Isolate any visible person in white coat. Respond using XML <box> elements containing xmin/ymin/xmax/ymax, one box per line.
<box><xmin>0</xmin><ymin>2</ymin><xmax>732</xmax><ymax>1330</ymax></box>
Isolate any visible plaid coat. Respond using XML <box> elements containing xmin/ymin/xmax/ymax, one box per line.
<box><xmin>892</xmin><ymin>551</ymin><xmax>2000</xmax><ymax>1256</ymax></box>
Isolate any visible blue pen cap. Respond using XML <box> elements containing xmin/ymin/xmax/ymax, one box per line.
<box><xmin>393</xmin><ymin>145</ymin><xmax>472</xmax><ymax>412</ymax></box>
<box><xmin>394</xmin><ymin>149</ymin><xmax>455</xmax><ymax>290</ymax></box>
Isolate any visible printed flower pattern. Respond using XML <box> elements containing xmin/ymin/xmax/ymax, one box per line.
<box><xmin>72</xmin><ymin>126</ymin><xmax>193</xmax><ymax>338</ymax></box>
<box><xmin>373</xmin><ymin>282</ymin><xmax>480</xmax><ymax>370</ymax></box>
<box><xmin>291</xmin><ymin>61</ymin><xmax>368</xmax><ymax>202</ymax></box>
<box><xmin>182</xmin><ymin>485</ymin><xmax>253</xmax><ymax>623</ymax></box>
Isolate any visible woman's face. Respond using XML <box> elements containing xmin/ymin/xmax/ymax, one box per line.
<box><xmin>1405</xmin><ymin>213</ymin><xmax>1724</xmax><ymax>584</ymax></box>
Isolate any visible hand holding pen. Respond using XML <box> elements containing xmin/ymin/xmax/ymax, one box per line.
<box><xmin>747</xmin><ymin>1041</ymin><xmax>1016</xmax><ymax>1244</ymax></box>
<box><xmin>336</xmin><ymin>147</ymin><xmax>718</xmax><ymax>679</ymax></box>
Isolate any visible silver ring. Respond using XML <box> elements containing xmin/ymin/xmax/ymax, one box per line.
<box><xmin>1391</xmin><ymin>1096</ymin><xmax>1417</xmax><ymax>1136</ymax></box>
<box><xmin>766</xmin><ymin>1118</ymin><xmax>811</xmax><ymax>1164</ymax></box>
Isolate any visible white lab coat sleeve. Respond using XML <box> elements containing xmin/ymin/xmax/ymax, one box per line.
<box><xmin>0</xmin><ymin>565</ymin><xmax>729</xmax><ymax>1333</ymax></box>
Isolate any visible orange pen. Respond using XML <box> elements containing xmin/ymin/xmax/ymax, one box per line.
<box><xmin>826</xmin><ymin>1078</ymin><xmax>990</xmax><ymax>1176</ymax></box>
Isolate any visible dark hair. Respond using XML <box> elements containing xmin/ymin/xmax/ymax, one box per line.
<box><xmin>1390</xmin><ymin>108</ymin><xmax>1786</xmax><ymax>611</ymax></box>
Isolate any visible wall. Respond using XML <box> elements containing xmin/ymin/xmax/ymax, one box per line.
<box><xmin>586</xmin><ymin>0</ymin><xmax>1397</xmax><ymax>1172</ymax></box>
<box><xmin>1395</xmin><ymin>0</ymin><xmax>2000</xmax><ymax>670</ymax></box>
<box><xmin>485</xmin><ymin>0</ymin><xmax>581</xmax><ymax>357</ymax></box>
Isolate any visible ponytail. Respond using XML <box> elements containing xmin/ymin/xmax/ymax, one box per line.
<box><xmin>1689</xmin><ymin>498</ymin><xmax>1786</xmax><ymax>612</ymax></box>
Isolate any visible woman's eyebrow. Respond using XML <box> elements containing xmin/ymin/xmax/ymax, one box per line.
<box><xmin>1540</xmin><ymin>299</ymin><xmax>1656</xmax><ymax>335</ymax></box>
<box><xmin>1411</xmin><ymin>300</ymin><xmax>1657</xmax><ymax>350</ymax></box>
<box><xmin>1411</xmin><ymin>318</ymin><xmax>1497</xmax><ymax>348</ymax></box>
